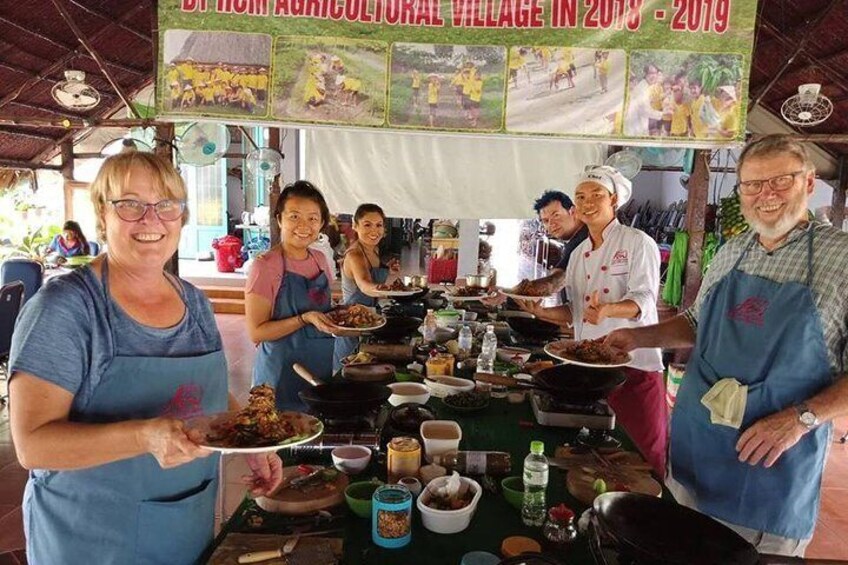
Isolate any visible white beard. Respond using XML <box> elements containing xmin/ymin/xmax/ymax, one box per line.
<box><xmin>743</xmin><ymin>198</ymin><xmax>807</xmax><ymax>242</ymax></box>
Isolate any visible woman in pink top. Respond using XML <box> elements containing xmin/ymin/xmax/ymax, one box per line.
<box><xmin>245</xmin><ymin>181</ymin><xmax>339</xmax><ymax>410</ymax></box>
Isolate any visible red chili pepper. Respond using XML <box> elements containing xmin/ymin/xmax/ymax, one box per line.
<box><xmin>297</xmin><ymin>464</ymin><xmax>313</xmax><ymax>475</ymax></box>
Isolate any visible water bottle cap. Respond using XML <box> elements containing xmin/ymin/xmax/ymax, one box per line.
<box><xmin>486</xmin><ymin>324</ymin><xmax>494</xmax><ymax>332</ymax></box>
<box><xmin>530</xmin><ymin>440</ymin><xmax>544</xmax><ymax>454</ymax></box>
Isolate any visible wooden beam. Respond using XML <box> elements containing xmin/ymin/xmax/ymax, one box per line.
<box><xmin>9</xmin><ymin>101</ymin><xmax>91</xmax><ymax>120</ymax></box>
<box><xmin>66</xmin><ymin>0</ymin><xmax>153</xmax><ymax>43</ymax></box>
<box><xmin>681</xmin><ymin>150</ymin><xmax>710</xmax><ymax>311</ymax></box>
<box><xmin>0</xmin><ymin>128</ymin><xmax>57</xmax><ymax>142</ymax></box>
<box><xmin>0</xmin><ymin>159</ymin><xmax>61</xmax><ymax>171</ymax></box>
<box><xmin>833</xmin><ymin>156</ymin><xmax>847</xmax><ymax>230</ymax></box>
<box><xmin>269</xmin><ymin>129</ymin><xmax>282</xmax><ymax>247</ymax></box>
<box><xmin>0</xmin><ymin>2</ymin><xmax>148</xmax><ymax>111</ymax></box>
<box><xmin>0</xmin><ymin>115</ymin><xmax>160</xmax><ymax>128</ymax></box>
<box><xmin>749</xmin><ymin>133</ymin><xmax>848</xmax><ymax>144</ymax></box>
<box><xmin>748</xmin><ymin>0</ymin><xmax>843</xmax><ymax>112</ymax></box>
<box><xmin>50</xmin><ymin>0</ymin><xmax>141</xmax><ymax>119</ymax></box>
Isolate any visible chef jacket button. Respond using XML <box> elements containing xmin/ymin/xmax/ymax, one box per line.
<box><xmin>585</xmin><ymin>295</ymin><xmax>591</xmax><ymax>301</ymax></box>
<box><xmin>584</xmin><ymin>252</ymin><xmax>590</xmax><ymax>258</ymax></box>
<box><xmin>603</xmin><ymin>288</ymin><xmax>610</xmax><ymax>294</ymax></box>
<box><xmin>587</xmin><ymin>274</ymin><xmax>591</xmax><ymax>279</ymax></box>
<box><xmin>601</xmin><ymin>265</ymin><xmax>608</xmax><ymax>271</ymax></box>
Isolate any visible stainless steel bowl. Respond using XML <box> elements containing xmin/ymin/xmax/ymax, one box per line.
<box><xmin>464</xmin><ymin>274</ymin><xmax>490</xmax><ymax>288</ymax></box>
<box><xmin>402</xmin><ymin>275</ymin><xmax>428</xmax><ymax>288</ymax></box>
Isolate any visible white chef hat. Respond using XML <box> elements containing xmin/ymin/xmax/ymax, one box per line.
<box><xmin>577</xmin><ymin>165</ymin><xmax>633</xmax><ymax>206</ymax></box>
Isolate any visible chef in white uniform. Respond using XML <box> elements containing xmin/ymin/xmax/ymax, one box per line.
<box><xmin>519</xmin><ymin>166</ymin><xmax>668</xmax><ymax>476</ymax></box>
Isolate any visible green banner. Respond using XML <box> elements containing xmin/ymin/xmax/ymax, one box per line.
<box><xmin>157</xmin><ymin>0</ymin><xmax>757</xmax><ymax>146</ymax></box>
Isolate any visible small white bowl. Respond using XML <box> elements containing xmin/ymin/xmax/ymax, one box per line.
<box><xmin>420</xmin><ymin>420</ymin><xmax>462</xmax><ymax>463</ymax></box>
<box><xmin>331</xmin><ymin>445</ymin><xmax>372</xmax><ymax>474</ymax></box>
<box><xmin>496</xmin><ymin>347</ymin><xmax>531</xmax><ymax>365</ymax></box>
<box><xmin>387</xmin><ymin>382</ymin><xmax>431</xmax><ymax>407</ymax></box>
<box><xmin>417</xmin><ymin>476</ymin><xmax>482</xmax><ymax>534</ymax></box>
<box><xmin>424</xmin><ymin>376</ymin><xmax>475</xmax><ymax>399</ymax></box>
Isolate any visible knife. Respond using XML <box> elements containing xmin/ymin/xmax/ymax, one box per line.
<box><xmin>238</xmin><ymin>535</ymin><xmax>299</xmax><ymax>564</ymax></box>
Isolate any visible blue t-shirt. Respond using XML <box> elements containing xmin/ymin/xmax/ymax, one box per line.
<box><xmin>9</xmin><ymin>266</ymin><xmax>222</xmax><ymax>414</ymax></box>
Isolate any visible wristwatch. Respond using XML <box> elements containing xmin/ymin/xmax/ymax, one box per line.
<box><xmin>795</xmin><ymin>403</ymin><xmax>819</xmax><ymax>430</ymax></box>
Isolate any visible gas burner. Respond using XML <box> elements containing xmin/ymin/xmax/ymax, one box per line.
<box><xmin>530</xmin><ymin>392</ymin><xmax>616</xmax><ymax>430</ymax></box>
<box><xmin>576</xmin><ymin>428</ymin><xmax>622</xmax><ymax>449</ymax></box>
<box><xmin>311</xmin><ymin>408</ymin><xmax>380</xmax><ymax>432</ymax></box>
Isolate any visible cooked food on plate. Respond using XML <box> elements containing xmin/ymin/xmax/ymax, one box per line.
<box><xmin>342</xmin><ymin>351</ymin><xmax>376</xmax><ymax>365</ymax></box>
<box><xmin>547</xmin><ymin>338</ymin><xmax>629</xmax><ymax>365</ymax></box>
<box><xmin>206</xmin><ymin>384</ymin><xmax>315</xmax><ymax>447</ymax></box>
<box><xmin>506</xmin><ymin>279</ymin><xmax>548</xmax><ymax>297</ymax></box>
<box><xmin>376</xmin><ymin>279</ymin><xmax>420</xmax><ymax>292</ymax></box>
<box><xmin>327</xmin><ymin>304</ymin><xmax>384</xmax><ymax>328</ymax></box>
<box><xmin>448</xmin><ymin>286</ymin><xmax>488</xmax><ymax>297</ymax></box>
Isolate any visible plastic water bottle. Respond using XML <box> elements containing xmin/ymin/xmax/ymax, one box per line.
<box><xmin>423</xmin><ymin>309</ymin><xmax>438</xmax><ymax>343</ymax></box>
<box><xmin>458</xmin><ymin>325</ymin><xmax>473</xmax><ymax>359</ymax></box>
<box><xmin>521</xmin><ymin>440</ymin><xmax>548</xmax><ymax>527</ymax></box>
<box><xmin>476</xmin><ymin>325</ymin><xmax>497</xmax><ymax>373</ymax></box>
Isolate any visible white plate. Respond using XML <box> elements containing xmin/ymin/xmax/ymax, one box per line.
<box><xmin>444</xmin><ymin>292</ymin><xmax>493</xmax><ymax>302</ymax></box>
<box><xmin>331</xmin><ymin>316</ymin><xmax>387</xmax><ymax>333</ymax></box>
<box><xmin>188</xmin><ymin>411</ymin><xmax>324</xmax><ymax>454</ymax></box>
<box><xmin>543</xmin><ymin>340</ymin><xmax>632</xmax><ymax>368</ymax></box>
<box><xmin>500</xmin><ymin>290</ymin><xmax>549</xmax><ymax>302</ymax></box>
<box><xmin>375</xmin><ymin>289</ymin><xmax>422</xmax><ymax>297</ymax></box>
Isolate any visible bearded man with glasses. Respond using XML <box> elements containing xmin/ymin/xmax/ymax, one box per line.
<box><xmin>605</xmin><ymin>135</ymin><xmax>848</xmax><ymax>557</ymax></box>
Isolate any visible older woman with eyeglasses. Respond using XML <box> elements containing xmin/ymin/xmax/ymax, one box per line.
<box><xmin>8</xmin><ymin>152</ymin><xmax>282</xmax><ymax>564</ymax></box>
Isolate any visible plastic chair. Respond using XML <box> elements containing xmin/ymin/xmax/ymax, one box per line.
<box><xmin>0</xmin><ymin>281</ymin><xmax>25</xmax><ymax>405</ymax></box>
<box><xmin>88</xmin><ymin>241</ymin><xmax>100</xmax><ymax>256</ymax></box>
<box><xmin>1</xmin><ymin>258</ymin><xmax>43</xmax><ymax>306</ymax></box>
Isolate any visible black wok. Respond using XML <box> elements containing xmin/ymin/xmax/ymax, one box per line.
<box><xmin>298</xmin><ymin>382</ymin><xmax>391</xmax><ymax>418</ymax></box>
<box><xmin>370</xmin><ymin>316</ymin><xmax>422</xmax><ymax>341</ymax></box>
<box><xmin>505</xmin><ymin>315</ymin><xmax>561</xmax><ymax>340</ymax></box>
<box><xmin>593</xmin><ymin>492</ymin><xmax>760</xmax><ymax>565</ymax></box>
<box><xmin>532</xmin><ymin>363</ymin><xmax>625</xmax><ymax>404</ymax></box>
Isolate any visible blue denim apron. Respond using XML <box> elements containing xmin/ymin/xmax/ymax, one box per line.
<box><xmin>252</xmin><ymin>251</ymin><xmax>333</xmax><ymax>410</ymax></box>
<box><xmin>670</xmin><ymin>228</ymin><xmax>832</xmax><ymax>539</ymax></box>
<box><xmin>23</xmin><ymin>265</ymin><xmax>228</xmax><ymax>565</ymax></box>
<box><xmin>332</xmin><ymin>248</ymin><xmax>388</xmax><ymax>371</ymax></box>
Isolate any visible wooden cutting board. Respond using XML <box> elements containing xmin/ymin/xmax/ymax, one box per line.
<box><xmin>207</xmin><ymin>533</ymin><xmax>342</xmax><ymax>565</ymax></box>
<box><xmin>255</xmin><ymin>467</ymin><xmax>348</xmax><ymax>515</ymax></box>
<box><xmin>554</xmin><ymin>447</ymin><xmax>660</xmax><ymax>505</ymax></box>
<box><xmin>553</xmin><ymin>446</ymin><xmax>653</xmax><ymax>471</ymax></box>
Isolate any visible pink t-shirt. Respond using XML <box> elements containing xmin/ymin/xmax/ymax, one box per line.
<box><xmin>246</xmin><ymin>248</ymin><xmax>333</xmax><ymax>304</ymax></box>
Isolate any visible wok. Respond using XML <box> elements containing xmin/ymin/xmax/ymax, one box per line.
<box><xmin>593</xmin><ymin>492</ymin><xmax>759</xmax><ymax>565</ymax></box>
<box><xmin>504</xmin><ymin>314</ymin><xmax>561</xmax><ymax>340</ymax></box>
<box><xmin>369</xmin><ymin>316</ymin><xmax>422</xmax><ymax>341</ymax></box>
<box><xmin>294</xmin><ymin>362</ymin><xmax>391</xmax><ymax>417</ymax></box>
<box><xmin>531</xmin><ymin>363</ymin><xmax>625</xmax><ymax>404</ymax></box>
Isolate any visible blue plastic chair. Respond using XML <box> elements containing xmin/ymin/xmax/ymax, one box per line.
<box><xmin>1</xmin><ymin>258</ymin><xmax>43</xmax><ymax>306</ymax></box>
<box><xmin>0</xmin><ymin>281</ymin><xmax>25</xmax><ymax>405</ymax></box>
<box><xmin>88</xmin><ymin>241</ymin><xmax>100</xmax><ymax>256</ymax></box>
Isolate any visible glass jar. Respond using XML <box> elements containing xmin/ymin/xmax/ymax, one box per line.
<box><xmin>372</xmin><ymin>484</ymin><xmax>412</xmax><ymax>548</ymax></box>
<box><xmin>542</xmin><ymin>504</ymin><xmax>577</xmax><ymax>549</ymax></box>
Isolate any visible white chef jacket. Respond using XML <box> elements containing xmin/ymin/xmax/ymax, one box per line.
<box><xmin>564</xmin><ymin>219</ymin><xmax>664</xmax><ymax>372</ymax></box>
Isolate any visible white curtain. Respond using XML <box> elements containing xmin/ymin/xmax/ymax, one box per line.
<box><xmin>305</xmin><ymin>129</ymin><xmax>604</xmax><ymax>218</ymax></box>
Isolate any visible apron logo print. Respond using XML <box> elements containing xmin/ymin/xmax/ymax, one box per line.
<box><xmin>161</xmin><ymin>383</ymin><xmax>204</xmax><ymax>419</ymax></box>
<box><xmin>727</xmin><ymin>297</ymin><xmax>769</xmax><ymax>327</ymax></box>
<box><xmin>307</xmin><ymin>287</ymin><xmax>326</xmax><ymax>305</ymax></box>
<box><xmin>612</xmin><ymin>250</ymin><xmax>628</xmax><ymax>264</ymax></box>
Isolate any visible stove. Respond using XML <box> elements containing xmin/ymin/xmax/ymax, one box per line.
<box><xmin>530</xmin><ymin>391</ymin><xmax>616</xmax><ymax>430</ymax></box>
<box><xmin>289</xmin><ymin>409</ymin><xmax>381</xmax><ymax>454</ymax></box>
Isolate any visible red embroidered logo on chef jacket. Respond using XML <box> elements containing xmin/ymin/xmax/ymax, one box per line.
<box><xmin>161</xmin><ymin>383</ymin><xmax>204</xmax><ymax>419</ymax></box>
<box><xmin>611</xmin><ymin>250</ymin><xmax>628</xmax><ymax>264</ymax></box>
<box><xmin>727</xmin><ymin>297</ymin><xmax>769</xmax><ymax>327</ymax></box>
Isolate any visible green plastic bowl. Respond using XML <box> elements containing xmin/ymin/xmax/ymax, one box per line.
<box><xmin>501</xmin><ymin>476</ymin><xmax>524</xmax><ymax>510</ymax></box>
<box><xmin>394</xmin><ymin>371</ymin><xmax>420</xmax><ymax>383</ymax></box>
<box><xmin>345</xmin><ymin>481</ymin><xmax>382</xmax><ymax>518</ymax></box>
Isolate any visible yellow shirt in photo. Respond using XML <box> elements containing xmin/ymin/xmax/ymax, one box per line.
<box><xmin>428</xmin><ymin>81</ymin><xmax>440</xmax><ymax>104</ymax></box>
<box><xmin>343</xmin><ymin>77</ymin><xmax>362</xmax><ymax>92</ymax></box>
<box><xmin>596</xmin><ymin>59</ymin><xmax>610</xmax><ymax>76</ymax></box>
<box><xmin>689</xmin><ymin>95</ymin><xmax>709</xmax><ymax>138</ymax></box>
<box><xmin>670</xmin><ymin>101</ymin><xmax>691</xmax><ymax>136</ymax></box>
<box><xmin>560</xmin><ymin>48</ymin><xmax>574</xmax><ymax>65</ymax></box>
<box><xmin>509</xmin><ymin>48</ymin><xmax>525</xmax><ymax>70</ymax></box>
<box><xmin>469</xmin><ymin>78</ymin><xmax>483</xmax><ymax>102</ymax></box>
<box><xmin>412</xmin><ymin>73</ymin><xmax>421</xmax><ymax>88</ymax></box>
<box><xmin>649</xmin><ymin>83</ymin><xmax>663</xmax><ymax>111</ymax></box>
<box><xmin>719</xmin><ymin>102</ymin><xmax>740</xmax><ymax>136</ymax></box>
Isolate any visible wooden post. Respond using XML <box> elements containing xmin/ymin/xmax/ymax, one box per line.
<box><xmin>832</xmin><ymin>156</ymin><xmax>847</xmax><ymax>231</ymax></box>
<box><xmin>269</xmin><ymin>128</ymin><xmax>282</xmax><ymax>247</ymax></box>
<box><xmin>681</xmin><ymin>150</ymin><xmax>710</xmax><ymax>311</ymax></box>
<box><xmin>61</xmin><ymin>140</ymin><xmax>74</xmax><ymax>221</ymax></box>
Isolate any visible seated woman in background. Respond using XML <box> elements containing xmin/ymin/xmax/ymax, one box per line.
<box><xmin>332</xmin><ymin>204</ymin><xmax>400</xmax><ymax>371</ymax></box>
<box><xmin>48</xmin><ymin>220</ymin><xmax>90</xmax><ymax>257</ymax></box>
<box><xmin>246</xmin><ymin>180</ymin><xmax>339</xmax><ymax>410</ymax></box>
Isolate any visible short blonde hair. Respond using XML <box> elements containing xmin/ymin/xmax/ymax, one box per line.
<box><xmin>90</xmin><ymin>152</ymin><xmax>189</xmax><ymax>241</ymax></box>
<box><xmin>738</xmin><ymin>135</ymin><xmax>815</xmax><ymax>175</ymax></box>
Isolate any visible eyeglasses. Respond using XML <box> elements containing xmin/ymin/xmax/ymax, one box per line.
<box><xmin>736</xmin><ymin>171</ymin><xmax>806</xmax><ymax>196</ymax></box>
<box><xmin>109</xmin><ymin>199</ymin><xmax>186</xmax><ymax>222</ymax></box>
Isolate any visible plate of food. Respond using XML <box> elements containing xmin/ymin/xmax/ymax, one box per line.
<box><xmin>499</xmin><ymin>279</ymin><xmax>551</xmax><ymax>302</ymax></box>
<box><xmin>544</xmin><ymin>338</ymin><xmax>632</xmax><ymax>368</ymax></box>
<box><xmin>327</xmin><ymin>304</ymin><xmax>387</xmax><ymax>332</ymax></box>
<box><xmin>375</xmin><ymin>280</ymin><xmax>423</xmax><ymax>297</ymax></box>
<box><xmin>444</xmin><ymin>286</ymin><xmax>493</xmax><ymax>302</ymax></box>
<box><xmin>189</xmin><ymin>384</ymin><xmax>324</xmax><ymax>454</ymax></box>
